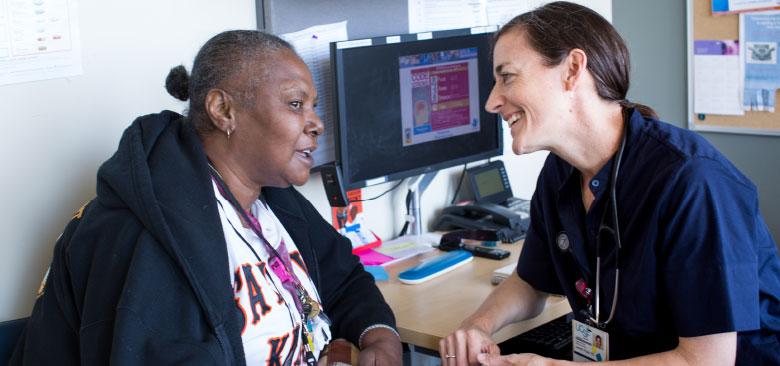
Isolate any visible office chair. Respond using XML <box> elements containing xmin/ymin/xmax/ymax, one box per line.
<box><xmin>0</xmin><ymin>318</ymin><xmax>27</xmax><ymax>364</ymax></box>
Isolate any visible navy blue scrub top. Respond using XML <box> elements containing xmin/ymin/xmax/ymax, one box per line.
<box><xmin>517</xmin><ymin>109</ymin><xmax>780</xmax><ymax>363</ymax></box>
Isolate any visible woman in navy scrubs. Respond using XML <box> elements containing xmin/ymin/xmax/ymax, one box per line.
<box><xmin>440</xmin><ymin>2</ymin><xmax>780</xmax><ymax>365</ymax></box>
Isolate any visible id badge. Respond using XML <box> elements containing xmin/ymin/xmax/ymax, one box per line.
<box><xmin>572</xmin><ymin>319</ymin><xmax>609</xmax><ymax>362</ymax></box>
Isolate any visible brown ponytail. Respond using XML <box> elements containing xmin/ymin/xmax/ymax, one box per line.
<box><xmin>496</xmin><ymin>2</ymin><xmax>658</xmax><ymax>120</ymax></box>
<box><xmin>619</xmin><ymin>100</ymin><xmax>658</xmax><ymax>120</ymax></box>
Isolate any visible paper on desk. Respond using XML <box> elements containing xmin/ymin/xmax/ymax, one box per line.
<box><xmin>374</xmin><ymin>240</ymin><xmax>433</xmax><ymax>267</ymax></box>
<box><xmin>408</xmin><ymin>0</ymin><xmax>611</xmax><ymax>33</ymax></box>
<box><xmin>693</xmin><ymin>40</ymin><xmax>744</xmax><ymax>115</ymax></box>
<box><xmin>280</xmin><ymin>21</ymin><xmax>348</xmax><ymax>167</ymax></box>
<box><xmin>740</xmin><ymin>11</ymin><xmax>780</xmax><ymax>112</ymax></box>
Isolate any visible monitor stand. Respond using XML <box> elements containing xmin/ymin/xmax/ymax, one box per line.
<box><xmin>386</xmin><ymin>171</ymin><xmax>440</xmax><ymax>246</ymax></box>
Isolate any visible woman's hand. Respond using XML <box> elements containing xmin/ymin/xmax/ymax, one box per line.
<box><xmin>357</xmin><ymin>327</ymin><xmax>402</xmax><ymax>366</ymax></box>
<box><xmin>439</xmin><ymin>322</ymin><xmax>500</xmax><ymax>365</ymax></box>
<box><xmin>476</xmin><ymin>353</ymin><xmax>554</xmax><ymax>366</ymax></box>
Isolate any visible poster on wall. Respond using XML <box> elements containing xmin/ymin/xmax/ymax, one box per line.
<box><xmin>0</xmin><ymin>0</ymin><xmax>82</xmax><ymax>86</ymax></box>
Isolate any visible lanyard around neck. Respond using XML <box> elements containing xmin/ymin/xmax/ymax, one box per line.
<box><xmin>207</xmin><ymin>163</ymin><xmax>321</xmax><ymax>366</ymax></box>
<box><xmin>207</xmin><ymin>164</ymin><xmax>306</xmax><ymax>314</ymax></box>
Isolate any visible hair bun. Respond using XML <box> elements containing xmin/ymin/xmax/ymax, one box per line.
<box><xmin>165</xmin><ymin>65</ymin><xmax>190</xmax><ymax>101</ymax></box>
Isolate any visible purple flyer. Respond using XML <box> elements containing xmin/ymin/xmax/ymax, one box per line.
<box><xmin>694</xmin><ymin>40</ymin><xmax>739</xmax><ymax>55</ymax></box>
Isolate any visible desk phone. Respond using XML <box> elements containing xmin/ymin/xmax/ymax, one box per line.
<box><xmin>438</xmin><ymin>240</ymin><xmax>510</xmax><ymax>260</ymax></box>
<box><xmin>434</xmin><ymin>161</ymin><xmax>530</xmax><ymax>242</ymax></box>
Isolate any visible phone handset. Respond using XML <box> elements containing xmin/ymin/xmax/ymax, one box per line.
<box><xmin>441</xmin><ymin>202</ymin><xmax>525</xmax><ymax>229</ymax></box>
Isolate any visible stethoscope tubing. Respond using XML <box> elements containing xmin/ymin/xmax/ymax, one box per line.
<box><xmin>589</xmin><ymin>118</ymin><xmax>627</xmax><ymax>328</ymax></box>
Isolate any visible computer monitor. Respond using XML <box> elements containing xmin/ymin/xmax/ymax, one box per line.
<box><xmin>331</xmin><ymin>27</ymin><xmax>502</xmax><ymax>190</ymax></box>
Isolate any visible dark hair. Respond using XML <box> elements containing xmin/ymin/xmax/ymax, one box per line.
<box><xmin>496</xmin><ymin>1</ymin><xmax>657</xmax><ymax>119</ymax></box>
<box><xmin>164</xmin><ymin>30</ymin><xmax>294</xmax><ymax>134</ymax></box>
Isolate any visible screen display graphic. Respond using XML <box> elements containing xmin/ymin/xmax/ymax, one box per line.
<box><xmin>399</xmin><ymin>47</ymin><xmax>480</xmax><ymax>146</ymax></box>
<box><xmin>332</xmin><ymin>29</ymin><xmax>500</xmax><ymax>189</ymax></box>
<box><xmin>474</xmin><ymin>168</ymin><xmax>504</xmax><ymax>197</ymax></box>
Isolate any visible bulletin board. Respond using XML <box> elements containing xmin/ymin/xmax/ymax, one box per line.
<box><xmin>687</xmin><ymin>0</ymin><xmax>780</xmax><ymax>136</ymax></box>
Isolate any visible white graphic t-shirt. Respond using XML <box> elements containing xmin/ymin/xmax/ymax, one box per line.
<box><xmin>213</xmin><ymin>181</ymin><xmax>331</xmax><ymax>365</ymax></box>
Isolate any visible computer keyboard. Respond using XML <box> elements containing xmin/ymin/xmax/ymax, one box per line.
<box><xmin>498</xmin><ymin>313</ymin><xmax>573</xmax><ymax>360</ymax></box>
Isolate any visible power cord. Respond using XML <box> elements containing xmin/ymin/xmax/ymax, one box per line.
<box><xmin>450</xmin><ymin>163</ymin><xmax>468</xmax><ymax>205</ymax></box>
<box><xmin>349</xmin><ymin>178</ymin><xmax>406</xmax><ymax>203</ymax></box>
<box><xmin>398</xmin><ymin>189</ymin><xmax>413</xmax><ymax>236</ymax></box>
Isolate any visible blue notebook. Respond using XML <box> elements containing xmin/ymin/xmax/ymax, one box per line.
<box><xmin>398</xmin><ymin>250</ymin><xmax>473</xmax><ymax>285</ymax></box>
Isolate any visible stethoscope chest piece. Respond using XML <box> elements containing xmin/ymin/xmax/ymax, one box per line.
<box><xmin>556</xmin><ymin>232</ymin><xmax>570</xmax><ymax>252</ymax></box>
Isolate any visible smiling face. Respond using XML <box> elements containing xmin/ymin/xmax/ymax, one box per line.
<box><xmin>485</xmin><ymin>29</ymin><xmax>572</xmax><ymax>155</ymax></box>
<box><xmin>230</xmin><ymin>49</ymin><xmax>323</xmax><ymax>188</ymax></box>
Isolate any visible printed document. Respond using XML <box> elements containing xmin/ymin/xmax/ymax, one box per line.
<box><xmin>712</xmin><ymin>0</ymin><xmax>780</xmax><ymax>15</ymax></box>
<box><xmin>408</xmin><ymin>0</ymin><xmax>612</xmax><ymax>33</ymax></box>
<box><xmin>0</xmin><ymin>0</ymin><xmax>82</xmax><ymax>86</ymax></box>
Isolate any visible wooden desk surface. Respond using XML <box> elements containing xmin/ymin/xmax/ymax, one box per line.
<box><xmin>376</xmin><ymin>241</ymin><xmax>572</xmax><ymax>351</ymax></box>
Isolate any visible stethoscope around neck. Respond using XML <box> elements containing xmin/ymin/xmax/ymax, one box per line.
<box><xmin>576</xmin><ymin>119</ymin><xmax>628</xmax><ymax>329</ymax></box>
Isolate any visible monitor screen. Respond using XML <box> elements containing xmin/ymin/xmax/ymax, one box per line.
<box><xmin>332</xmin><ymin>28</ymin><xmax>502</xmax><ymax>190</ymax></box>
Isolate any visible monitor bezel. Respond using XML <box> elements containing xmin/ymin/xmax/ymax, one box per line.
<box><xmin>331</xmin><ymin>27</ymin><xmax>503</xmax><ymax>191</ymax></box>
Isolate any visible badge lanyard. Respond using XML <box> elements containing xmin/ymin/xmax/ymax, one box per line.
<box><xmin>208</xmin><ymin>163</ymin><xmax>323</xmax><ymax>366</ymax></box>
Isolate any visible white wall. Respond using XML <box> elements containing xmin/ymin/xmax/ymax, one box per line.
<box><xmin>0</xmin><ymin>0</ymin><xmax>547</xmax><ymax>322</ymax></box>
<box><xmin>0</xmin><ymin>0</ymin><xmax>257</xmax><ymax>321</ymax></box>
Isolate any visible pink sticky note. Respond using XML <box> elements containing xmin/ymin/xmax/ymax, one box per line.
<box><xmin>356</xmin><ymin>249</ymin><xmax>394</xmax><ymax>266</ymax></box>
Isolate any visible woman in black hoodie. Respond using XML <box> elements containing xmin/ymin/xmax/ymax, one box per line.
<box><xmin>12</xmin><ymin>30</ymin><xmax>401</xmax><ymax>366</ymax></box>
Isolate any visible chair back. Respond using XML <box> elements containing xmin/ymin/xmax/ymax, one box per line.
<box><xmin>0</xmin><ymin>318</ymin><xmax>27</xmax><ymax>365</ymax></box>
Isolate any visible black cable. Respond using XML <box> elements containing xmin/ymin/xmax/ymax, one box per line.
<box><xmin>450</xmin><ymin>163</ymin><xmax>468</xmax><ymax>205</ymax></box>
<box><xmin>349</xmin><ymin>178</ymin><xmax>406</xmax><ymax>203</ymax></box>
<box><xmin>398</xmin><ymin>189</ymin><xmax>413</xmax><ymax>236</ymax></box>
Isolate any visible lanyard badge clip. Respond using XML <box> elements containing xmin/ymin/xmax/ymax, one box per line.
<box><xmin>575</xmin><ymin>278</ymin><xmax>592</xmax><ymax>303</ymax></box>
<box><xmin>573</xmin><ymin>279</ymin><xmax>610</xmax><ymax>361</ymax></box>
<box><xmin>575</xmin><ymin>278</ymin><xmax>600</xmax><ymax>328</ymax></box>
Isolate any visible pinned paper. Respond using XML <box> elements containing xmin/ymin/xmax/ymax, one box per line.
<box><xmin>740</xmin><ymin>11</ymin><xmax>780</xmax><ymax>112</ymax></box>
<box><xmin>712</xmin><ymin>0</ymin><xmax>780</xmax><ymax>15</ymax></box>
<box><xmin>0</xmin><ymin>0</ymin><xmax>83</xmax><ymax>85</ymax></box>
<box><xmin>280</xmin><ymin>21</ymin><xmax>348</xmax><ymax>166</ymax></box>
<box><xmin>693</xmin><ymin>40</ymin><xmax>744</xmax><ymax>115</ymax></box>
<box><xmin>407</xmin><ymin>0</ymin><xmax>612</xmax><ymax>33</ymax></box>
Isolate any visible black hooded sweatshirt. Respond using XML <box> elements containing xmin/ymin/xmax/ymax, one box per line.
<box><xmin>11</xmin><ymin>111</ymin><xmax>395</xmax><ymax>365</ymax></box>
